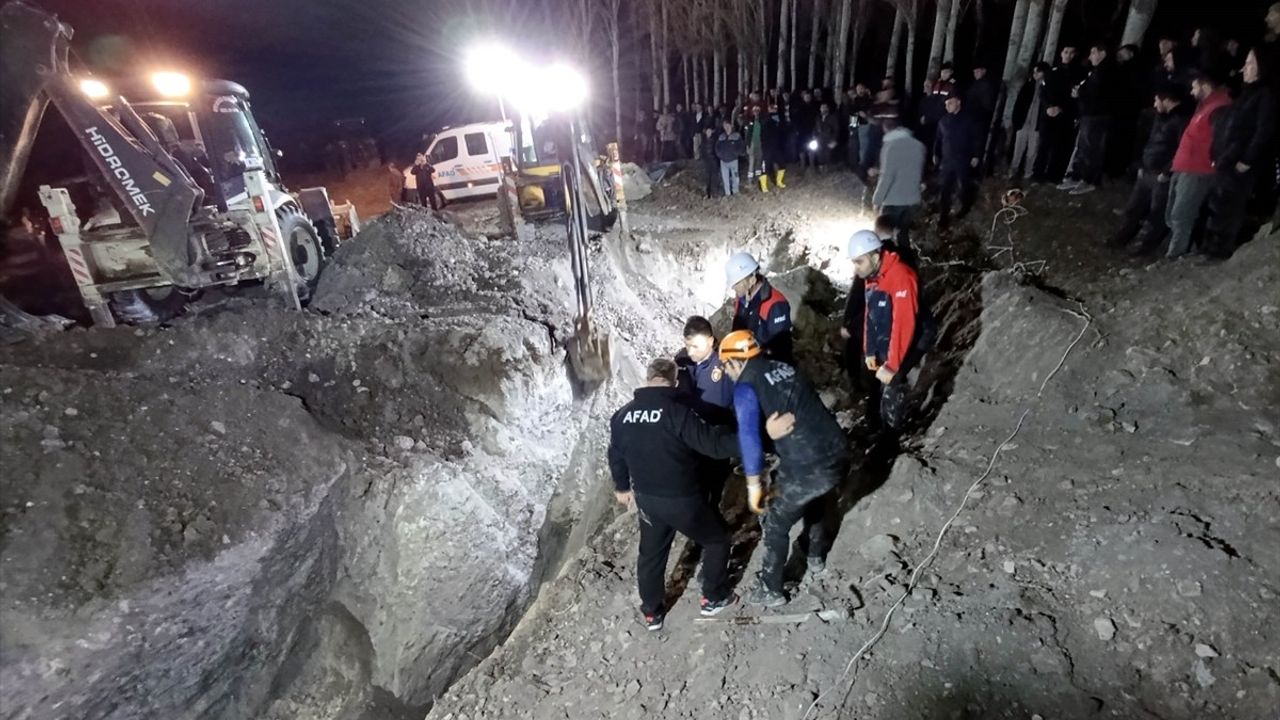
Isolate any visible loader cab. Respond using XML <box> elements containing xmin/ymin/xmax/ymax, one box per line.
<box><xmin>122</xmin><ymin>80</ymin><xmax>280</xmax><ymax>207</ymax></box>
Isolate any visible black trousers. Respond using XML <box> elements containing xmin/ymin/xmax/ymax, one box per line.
<box><xmin>1112</xmin><ymin>172</ymin><xmax>1170</xmax><ymax>249</ymax></box>
<box><xmin>1206</xmin><ymin>170</ymin><xmax>1254</xmax><ymax>258</ymax></box>
<box><xmin>938</xmin><ymin>165</ymin><xmax>973</xmax><ymax>220</ymax></box>
<box><xmin>867</xmin><ymin>329</ymin><xmax>933</xmax><ymax>432</ymax></box>
<box><xmin>880</xmin><ymin>204</ymin><xmax>919</xmax><ymax>253</ymax></box>
<box><xmin>759</xmin><ymin>457</ymin><xmax>845</xmax><ymax>593</ymax></box>
<box><xmin>635</xmin><ymin>492</ymin><xmax>731</xmax><ymax>615</ymax></box>
<box><xmin>418</xmin><ymin>185</ymin><xmax>442</xmax><ymax>211</ymax></box>
<box><xmin>1034</xmin><ymin>115</ymin><xmax>1074</xmax><ymax>182</ymax></box>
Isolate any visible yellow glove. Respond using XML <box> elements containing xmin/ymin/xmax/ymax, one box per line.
<box><xmin>746</xmin><ymin>479</ymin><xmax>766</xmax><ymax>515</ymax></box>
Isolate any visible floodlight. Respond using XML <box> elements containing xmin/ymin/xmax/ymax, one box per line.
<box><xmin>79</xmin><ymin>78</ymin><xmax>110</xmax><ymax>99</ymax></box>
<box><xmin>150</xmin><ymin>71</ymin><xmax>191</xmax><ymax>97</ymax></box>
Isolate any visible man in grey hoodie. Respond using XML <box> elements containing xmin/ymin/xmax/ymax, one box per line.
<box><xmin>870</xmin><ymin>105</ymin><xmax>927</xmax><ymax>250</ymax></box>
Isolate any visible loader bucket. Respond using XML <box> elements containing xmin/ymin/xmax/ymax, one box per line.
<box><xmin>566</xmin><ymin>316</ymin><xmax>611</xmax><ymax>397</ymax></box>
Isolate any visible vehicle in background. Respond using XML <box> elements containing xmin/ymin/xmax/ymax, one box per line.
<box><xmin>425</xmin><ymin>121</ymin><xmax>513</xmax><ymax>201</ymax></box>
<box><xmin>0</xmin><ymin>0</ymin><xmax>359</xmax><ymax>325</ymax></box>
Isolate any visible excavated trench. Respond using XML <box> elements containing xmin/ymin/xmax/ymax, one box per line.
<box><xmin>0</xmin><ymin>190</ymin><xmax>995</xmax><ymax>720</ymax></box>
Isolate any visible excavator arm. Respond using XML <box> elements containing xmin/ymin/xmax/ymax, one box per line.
<box><xmin>1</xmin><ymin>1</ymin><xmax>204</xmax><ymax>285</ymax></box>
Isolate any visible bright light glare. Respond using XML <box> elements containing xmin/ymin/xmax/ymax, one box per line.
<box><xmin>807</xmin><ymin>139</ymin><xmax>819</xmax><ymax>151</ymax></box>
<box><xmin>150</xmin><ymin>71</ymin><xmax>192</xmax><ymax>97</ymax></box>
<box><xmin>79</xmin><ymin>78</ymin><xmax>110</xmax><ymax>99</ymax></box>
<box><xmin>543</xmin><ymin>63</ymin><xmax>588</xmax><ymax>111</ymax></box>
<box><xmin>466</xmin><ymin>42</ymin><xmax>520</xmax><ymax>95</ymax></box>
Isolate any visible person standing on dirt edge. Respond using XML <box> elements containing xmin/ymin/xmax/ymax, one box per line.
<box><xmin>719</xmin><ymin>331</ymin><xmax>848</xmax><ymax>608</ymax></box>
<box><xmin>848</xmin><ymin>230</ymin><xmax>935</xmax><ymax>435</ymax></box>
<box><xmin>702</xmin><ymin>126</ymin><xmax>722</xmax><ymax>198</ymax></box>
<box><xmin>607</xmin><ymin>359</ymin><xmax>742</xmax><ymax>631</ymax></box>
<box><xmin>933</xmin><ymin>93</ymin><xmax>981</xmax><ymax>230</ymax></box>
<box><xmin>715</xmin><ymin>120</ymin><xmax>746</xmax><ymax>196</ymax></box>
<box><xmin>412</xmin><ymin>153</ymin><xmax>443</xmax><ymax>211</ymax></box>
<box><xmin>871</xmin><ymin>105</ymin><xmax>926</xmax><ymax>251</ymax></box>
<box><xmin>726</xmin><ymin>252</ymin><xmax>794</xmax><ymax>365</ymax></box>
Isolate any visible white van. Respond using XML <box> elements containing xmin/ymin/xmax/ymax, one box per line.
<box><xmin>424</xmin><ymin>121</ymin><xmax>513</xmax><ymax>201</ymax></box>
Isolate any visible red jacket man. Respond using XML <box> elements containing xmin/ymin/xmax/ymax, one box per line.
<box><xmin>1166</xmin><ymin>72</ymin><xmax>1232</xmax><ymax>258</ymax></box>
<box><xmin>849</xmin><ymin>230</ymin><xmax>933</xmax><ymax>430</ymax></box>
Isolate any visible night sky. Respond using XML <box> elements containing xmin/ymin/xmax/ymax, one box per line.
<box><xmin>33</xmin><ymin>0</ymin><xmax>1278</xmax><ymax>160</ymax></box>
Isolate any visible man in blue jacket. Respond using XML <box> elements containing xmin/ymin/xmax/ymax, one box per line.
<box><xmin>675</xmin><ymin>316</ymin><xmax>735</xmax><ymax>426</ymax></box>
<box><xmin>933</xmin><ymin>93</ymin><xmax>981</xmax><ymax>229</ymax></box>
<box><xmin>726</xmin><ymin>252</ymin><xmax>794</xmax><ymax>365</ymax></box>
<box><xmin>720</xmin><ymin>331</ymin><xmax>848</xmax><ymax>608</ymax></box>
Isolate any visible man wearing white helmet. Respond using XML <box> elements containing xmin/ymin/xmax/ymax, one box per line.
<box><xmin>846</xmin><ymin>230</ymin><xmax>934</xmax><ymax>432</ymax></box>
<box><xmin>725</xmin><ymin>252</ymin><xmax>794</xmax><ymax>365</ymax></box>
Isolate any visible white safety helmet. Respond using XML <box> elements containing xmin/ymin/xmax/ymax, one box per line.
<box><xmin>847</xmin><ymin>229</ymin><xmax>883</xmax><ymax>259</ymax></box>
<box><xmin>724</xmin><ymin>251</ymin><xmax>760</xmax><ymax>288</ymax></box>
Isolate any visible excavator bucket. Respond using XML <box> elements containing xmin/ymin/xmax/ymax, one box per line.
<box><xmin>566</xmin><ymin>315</ymin><xmax>611</xmax><ymax>396</ymax></box>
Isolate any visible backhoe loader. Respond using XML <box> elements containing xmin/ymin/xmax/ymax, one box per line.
<box><xmin>0</xmin><ymin>1</ymin><xmax>355</xmax><ymax>326</ymax></box>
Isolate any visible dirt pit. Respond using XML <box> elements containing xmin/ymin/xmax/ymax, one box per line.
<box><xmin>1</xmin><ymin>167</ymin><xmax>1277</xmax><ymax>720</ymax></box>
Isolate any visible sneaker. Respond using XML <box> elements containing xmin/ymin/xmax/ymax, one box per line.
<box><xmin>1055</xmin><ymin>179</ymin><xmax>1081</xmax><ymax>191</ymax></box>
<box><xmin>642</xmin><ymin>611</ymin><xmax>665</xmax><ymax>631</ymax></box>
<box><xmin>1069</xmin><ymin>184</ymin><xmax>1096</xmax><ymax>195</ymax></box>
<box><xmin>747</xmin><ymin>583</ymin><xmax>788</xmax><ymax>608</ymax></box>
<box><xmin>699</xmin><ymin>593</ymin><xmax>739</xmax><ymax>617</ymax></box>
<box><xmin>807</xmin><ymin>556</ymin><xmax>827</xmax><ymax>576</ymax></box>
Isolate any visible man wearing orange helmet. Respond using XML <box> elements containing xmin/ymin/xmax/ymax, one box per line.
<box><xmin>720</xmin><ymin>330</ymin><xmax>848</xmax><ymax>607</ymax></box>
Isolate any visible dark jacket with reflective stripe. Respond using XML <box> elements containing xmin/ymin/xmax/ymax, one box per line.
<box><xmin>732</xmin><ymin>279</ymin><xmax>794</xmax><ymax>365</ymax></box>
<box><xmin>736</xmin><ymin>359</ymin><xmax>845</xmax><ymax>477</ymax></box>
<box><xmin>607</xmin><ymin>386</ymin><xmax>737</xmax><ymax>497</ymax></box>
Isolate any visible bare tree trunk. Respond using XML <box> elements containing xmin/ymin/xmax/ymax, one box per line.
<box><xmin>807</xmin><ymin>0</ymin><xmax>824</xmax><ymax>89</ymax></box>
<box><xmin>776</xmin><ymin>0</ymin><xmax>790</xmax><ymax>90</ymax></box>
<box><xmin>714</xmin><ymin>49</ymin><xmax>724</xmax><ymax>104</ymax></box>
<box><xmin>783</xmin><ymin>0</ymin><xmax>793</xmax><ymax>89</ymax></box>
<box><xmin>849</xmin><ymin>0</ymin><xmax>869</xmax><ymax>88</ymax></box>
<box><xmin>1000</xmin><ymin>0</ymin><xmax>1030</xmax><ymax>88</ymax></box>
<box><xmin>973</xmin><ymin>0</ymin><xmax>986</xmax><ymax>58</ymax></box>
<box><xmin>650</xmin><ymin>5</ymin><xmax>662</xmax><ymax>111</ymax></box>
<box><xmin>904</xmin><ymin>0</ymin><xmax>918</xmax><ymax>96</ymax></box>
<box><xmin>738</xmin><ymin>48</ymin><xmax>747</xmax><ymax>98</ymax></box>
<box><xmin>683</xmin><ymin>54</ymin><xmax>691</xmax><ymax>106</ymax></box>
<box><xmin>832</xmin><ymin>0</ymin><xmax>854</xmax><ymax>96</ymax></box>
<box><xmin>886</xmin><ymin>5</ymin><xmax>904</xmax><ymax>81</ymax></box>
<box><xmin>696</xmin><ymin>54</ymin><xmax>706</xmax><ymax>103</ymax></box>
<box><xmin>661</xmin><ymin>0</ymin><xmax>672</xmax><ymax>108</ymax></box>
<box><xmin>1002</xmin><ymin>0</ymin><xmax>1046</xmax><ymax>127</ymax></box>
<box><xmin>824</xmin><ymin>7</ymin><xmax>837</xmax><ymax>88</ymax></box>
<box><xmin>605</xmin><ymin>0</ymin><xmax>623</xmax><ymax>144</ymax></box>
<box><xmin>943</xmin><ymin>0</ymin><xmax>962</xmax><ymax>62</ymax></box>
<box><xmin>1040</xmin><ymin>0</ymin><xmax>1068</xmax><ymax>63</ymax></box>
<box><xmin>1121</xmin><ymin>0</ymin><xmax>1158</xmax><ymax>48</ymax></box>
<box><xmin>926</xmin><ymin>0</ymin><xmax>953</xmax><ymax>82</ymax></box>
<box><xmin>759</xmin><ymin>0</ymin><xmax>769</xmax><ymax>90</ymax></box>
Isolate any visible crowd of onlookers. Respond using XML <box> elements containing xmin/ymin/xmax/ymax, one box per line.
<box><xmin>631</xmin><ymin>3</ymin><xmax>1280</xmax><ymax>260</ymax></box>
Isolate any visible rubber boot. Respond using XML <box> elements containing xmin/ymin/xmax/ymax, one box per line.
<box><xmin>758</xmin><ymin>174</ymin><xmax>770</xmax><ymax>193</ymax></box>
<box><xmin>775</xmin><ymin>169</ymin><xmax>786</xmax><ymax>188</ymax></box>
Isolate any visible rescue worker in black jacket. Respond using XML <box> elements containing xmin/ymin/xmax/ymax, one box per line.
<box><xmin>726</xmin><ymin>251</ymin><xmax>794</xmax><ymax>364</ymax></box>
<box><xmin>1108</xmin><ymin>86</ymin><xmax>1191</xmax><ymax>254</ymax></box>
<box><xmin>607</xmin><ymin>359</ymin><xmax>745</xmax><ymax>631</ymax></box>
<box><xmin>720</xmin><ymin>331</ymin><xmax>848</xmax><ymax>608</ymax></box>
<box><xmin>1206</xmin><ymin>49</ymin><xmax>1277</xmax><ymax>258</ymax></box>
